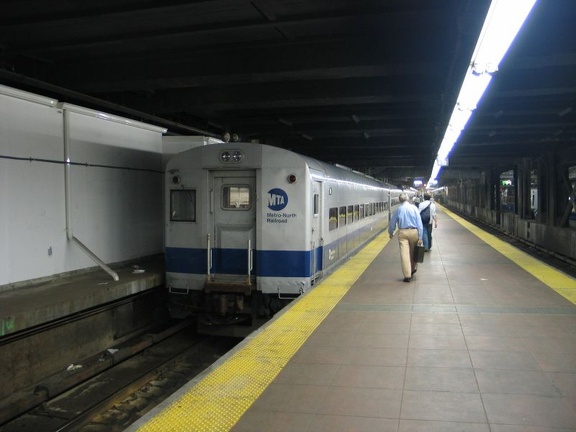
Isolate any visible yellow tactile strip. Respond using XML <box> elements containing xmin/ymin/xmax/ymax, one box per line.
<box><xmin>442</xmin><ymin>206</ymin><xmax>576</xmax><ymax>304</ymax></box>
<box><xmin>136</xmin><ymin>232</ymin><xmax>390</xmax><ymax>432</ymax></box>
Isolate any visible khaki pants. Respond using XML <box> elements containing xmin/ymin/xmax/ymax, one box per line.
<box><xmin>398</xmin><ymin>228</ymin><xmax>419</xmax><ymax>278</ymax></box>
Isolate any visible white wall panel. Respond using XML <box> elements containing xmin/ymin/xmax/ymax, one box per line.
<box><xmin>0</xmin><ymin>90</ymin><xmax>165</xmax><ymax>289</ymax></box>
<box><xmin>0</xmin><ymin>95</ymin><xmax>68</xmax><ymax>286</ymax></box>
<box><xmin>66</xmin><ymin>111</ymin><xmax>164</xmax><ymax>264</ymax></box>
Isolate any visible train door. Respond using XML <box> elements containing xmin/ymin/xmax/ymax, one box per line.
<box><xmin>311</xmin><ymin>181</ymin><xmax>323</xmax><ymax>282</ymax></box>
<box><xmin>209</xmin><ymin>171</ymin><xmax>256</xmax><ymax>285</ymax></box>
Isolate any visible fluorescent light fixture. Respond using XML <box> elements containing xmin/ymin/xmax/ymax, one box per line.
<box><xmin>436</xmin><ymin>157</ymin><xmax>449</xmax><ymax>167</ymax></box>
<box><xmin>451</xmin><ymin>105</ymin><xmax>474</xmax><ymax>129</ymax></box>
<box><xmin>456</xmin><ymin>72</ymin><xmax>493</xmax><ymax>111</ymax></box>
<box><xmin>427</xmin><ymin>0</ymin><xmax>538</xmax><ymax>186</ymax></box>
<box><xmin>472</xmin><ymin>0</ymin><xmax>538</xmax><ymax>75</ymax></box>
<box><xmin>59</xmin><ymin>103</ymin><xmax>168</xmax><ymax>134</ymax></box>
<box><xmin>430</xmin><ymin>162</ymin><xmax>442</xmax><ymax>182</ymax></box>
<box><xmin>0</xmin><ymin>84</ymin><xmax>57</xmax><ymax>107</ymax></box>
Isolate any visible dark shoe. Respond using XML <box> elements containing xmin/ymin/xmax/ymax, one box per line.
<box><xmin>411</xmin><ymin>268</ymin><xmax>417</xmax><ymax>275</ymax></box>
<box><xmin>403</xmin><ymin>277</ymin><xmax>411</xmax><ymax>282</ymax></box>
<box><xmin>425</xmin><ymin>249</ymin><xmax>430</xmax><ymax>252</ymax></box>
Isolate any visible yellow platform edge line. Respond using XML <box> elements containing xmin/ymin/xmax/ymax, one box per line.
<box><xmin>136</xmin><ymin>231</ymin><xmax>390</xmax><ymax>432</ymax></box>
<box><xmin>441</xmin><ymin>206</ymin><xmax>576</xmax><ymax>302</ymax></box>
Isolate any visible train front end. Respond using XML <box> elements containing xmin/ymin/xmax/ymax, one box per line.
<box><xmin>165</xmin><ymin>143</ymin><xmax>313</xmax><ymax>336</ymax></box>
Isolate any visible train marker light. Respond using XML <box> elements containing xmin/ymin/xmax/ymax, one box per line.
<box><xmin>220</xmin><ymin>151</ymin><xmax>231</xmax><ymax>162</ymax></box>
<box><xmin>232</xmin><ymin>150</ymin><xmax>243</xmax><ymax>162</ymax></box>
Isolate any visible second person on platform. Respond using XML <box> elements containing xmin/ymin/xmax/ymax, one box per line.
<box><xmin>418</xmin><ymin>192</ymin><xmax>438</xmax><ymax>252</ymax></box>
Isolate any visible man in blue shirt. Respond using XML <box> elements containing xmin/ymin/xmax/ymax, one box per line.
<box><xmin>389</xmin><ymin>192</ymin><xmax>424</xmax><ymax>282</ymax></box>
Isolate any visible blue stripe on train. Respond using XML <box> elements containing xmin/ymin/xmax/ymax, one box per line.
<box><xmin>165</xmin><ymin>247</ymin><xmax>318</xmax><ymax>277</ymax></box>
<box><xmin>165</xmin><ymin>223</ymin><xmax>384</xmax><ymax>278</ymax></box>
<box><xmin>165</xmin><ymin>247</ymin><xmax>207</xmax><ymax>274</ymax></box>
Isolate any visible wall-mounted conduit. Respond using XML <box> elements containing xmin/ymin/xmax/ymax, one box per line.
<box><xmin>62</xmin><ymin>108</ymin><xmax>119</xmax><ymax>282</ymax></box>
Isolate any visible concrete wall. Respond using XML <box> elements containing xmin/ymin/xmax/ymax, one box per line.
<box><xmin>0</xmin><ymin>87</ymin><xmax>166</xmax><ymax>288</ymax></box>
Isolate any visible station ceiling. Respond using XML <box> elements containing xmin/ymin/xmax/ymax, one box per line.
<box><xmin>1</xmin><ymin>0</ymin><xmax>575</xmax><ymax>187</ymax></box>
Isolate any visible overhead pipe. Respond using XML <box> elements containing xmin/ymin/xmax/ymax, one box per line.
<box><xmin>63</xmin><ymin>108</ymin><xmax>119</xmax><ymax>282</ymax></box>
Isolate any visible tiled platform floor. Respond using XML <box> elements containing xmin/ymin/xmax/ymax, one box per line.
<box><xmin>232</xmin><ymin>207</ymin><xmax>576</xmax><ymax>432</ymax></box>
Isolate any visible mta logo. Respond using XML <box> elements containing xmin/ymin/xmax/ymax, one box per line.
<box><xmin>268</xmin><ymin>188</ymin><xmax>288</xmax><ymax>211</ymax></box>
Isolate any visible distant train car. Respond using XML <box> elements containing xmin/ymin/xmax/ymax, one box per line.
<box><xmin>165</xmin><ymin>143</ymin><xmax>402</xmax><ymax>336</ymax></box>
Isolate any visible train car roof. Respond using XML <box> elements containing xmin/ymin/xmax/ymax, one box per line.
<box><xmin>170</xmin><ymin>142</ymin><xmax>401</xmax><ymax>191</ymax></box>
<box><xmin>262</xmin><ymin>143</ymin><xmax>400</xmax><ymax>190</ymax></box>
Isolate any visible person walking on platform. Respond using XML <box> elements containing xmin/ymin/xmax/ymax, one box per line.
<box><xmin>418</xmin><ymin>192</ymin><xmax>438</xmax><ymax>252</ymax></box>
<box><xmin>388</xmin><ymin>192</ymin><xmax>423</xmax><ymax>282</ymax></box>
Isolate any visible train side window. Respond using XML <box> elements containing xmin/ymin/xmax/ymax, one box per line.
<box><xmin>329</xmin><ymin>207</ymin><xmax>338</xmax><ymax>231</ymax></box>
<box><xmin>359</xmin><ymin>204</ymin><xmax>364</xmax><ymax>219</ymax></box>
<box><xmin>339</xmin><ymin>206</ymin><xmax>347</xmax><ymax>226</ymax></box>
<box><xmin>313</xmin><ymin>193</ymin><xmax>320</xmax><ymax>216</ymax></box>
<box><xmin>170</xmin><ymin>189</ymin><xmax>196</xmax><ymax>222</ymax></box>
<box><xmin>222</xmin><ymin>185</ymin><xmax>251</xmax><ymax>210</ymax></box>
<box><xmin>347</xmin><ymin>205</ymin><xmax>353</xmax><ymax>223</ymax></box>
<box><xmin>354</xmin><ymin>204</ymin><xmax>359</xmax><ymax>221</ymax></box>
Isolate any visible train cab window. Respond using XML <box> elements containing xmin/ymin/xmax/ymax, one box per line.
<box><xmin>313</xmin><ymin>193</ymin><xmax>320</xmax><ymax>216</ymax></box>
<box><xmin>222</xmin><ymin>186</ymin><xmax>251</xmax><ymax>209</ymax></box>
<box><xmin>170</xmin><ymin>189</ymin><xmax>196</xmax><ymax>222</ymax></box>
<box><xmin>329</xmin><ymin>207</ymin><xmax>338</xmax><ymax>231</ymax></box>
<box><xmin>339</xmin><ymin>206</ymin><xmax>347</xmax><ymax>226</ymax></box>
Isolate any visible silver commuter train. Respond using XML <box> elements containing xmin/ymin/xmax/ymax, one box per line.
<box><xmin>165</xmin><ymin>142</ymin><xmax>403</xmax><ymax>335</ymax></box>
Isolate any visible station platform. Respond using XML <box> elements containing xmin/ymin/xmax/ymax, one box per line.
<box><xmin>0</xmin><ymin>255</ymin><xmax>164</xmax><ymax>336</ymax></box>
<box><xmin>130</xmin><ymin>205</ymin><xmax>576</xmax><ymax>432</ymax></box>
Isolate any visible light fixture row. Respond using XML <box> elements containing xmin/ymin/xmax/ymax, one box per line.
<box><xmin>427</xmin><ymin>0</ymin><xmax>538</xmax><ymax>186</ymax></box>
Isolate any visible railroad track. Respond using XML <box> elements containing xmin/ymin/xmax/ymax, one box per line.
<box><xmin>1</xmin><ymin>321</ymin><xmax>239</xmax><ymax>432</ymax></box>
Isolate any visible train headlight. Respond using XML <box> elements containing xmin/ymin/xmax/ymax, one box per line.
<box><xmin>232</xmin><ymin>150</ymin><xmax>243</xmax><ymax>162</ymax></box>
<box><xmin>220</xmin><ymin>151</ymin><xmax>231</xmax><ymax>162</ymax></box>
